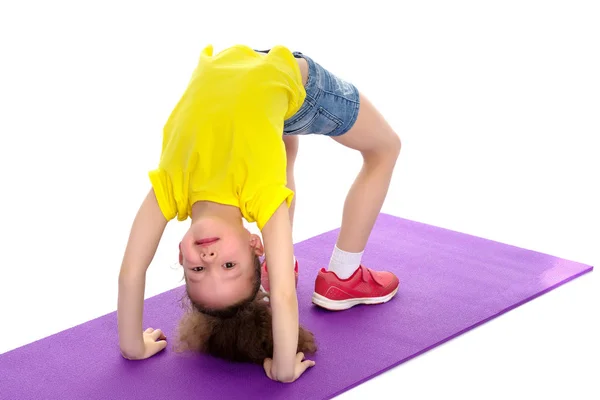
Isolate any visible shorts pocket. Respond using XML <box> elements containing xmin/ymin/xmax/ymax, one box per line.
<box><xmin>284</xmin><ymin>106</ymin><xmax>342</xmax><ymax>136</ymax></box>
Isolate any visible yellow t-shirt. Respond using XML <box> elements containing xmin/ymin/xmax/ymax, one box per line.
<box><xmin>148</xmin><ymin>44</ymin><xmax>306</xmax><ymax>230</ymax></box>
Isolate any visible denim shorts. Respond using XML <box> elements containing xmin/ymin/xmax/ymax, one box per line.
<box><xmin>256</xmin><ymin>50</ymin><xmax>361</xmax><ymax>137</ymax></box>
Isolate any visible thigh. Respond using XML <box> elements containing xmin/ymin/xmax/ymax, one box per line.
<box><xmin>283</xmin><ymin>54</ymin><xmax>360</xmax><ymax>137</ymax></box>
<box><xmin>282</xmin><ymin>52</ymin><xmax>399</xmax><ymax>156</ymax></box>
<box><xmin>331</xmin><ymin>93</ymin><xmax>400</xmax><ymax>156</ymax></box>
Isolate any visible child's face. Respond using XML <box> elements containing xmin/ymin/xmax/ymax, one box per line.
<box><xmin>179</xmin><ymin>217</ymin><xmax>263</xmax><ymax>309</ymax></box>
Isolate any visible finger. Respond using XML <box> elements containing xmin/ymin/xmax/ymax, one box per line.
<box><xmin>295</xmin><ymin>352</ymin><xmax>305</xmax><ymax>362</ymax></box>
<box><xmin>297</xmin><ymin>359</ymin><xmax>316</xmax><ymax>376</ymax></box>
<box><xmin>145</xmin><ymin>328</ymin><xmax>154</xmax><ymax>333</ymax></box>
<box><xmin>153</xmin><ymin>340</ymin><xmax>168</xmax><ymax>354</ymax></box>
<box><xmin>263</xmin><ymin>358</ymin><xmax>273</xmax><ymax>380</ymax></box>
<box><xmin>150</xmin><ymin>329</ymin><xmax>164</xmax><ymax>341</ymax></box>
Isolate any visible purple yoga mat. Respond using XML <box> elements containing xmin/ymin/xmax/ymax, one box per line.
<box><xmin>0</xmin><ymin>214</ymin><xmax>593</xmax><ymax>400</ymax></box>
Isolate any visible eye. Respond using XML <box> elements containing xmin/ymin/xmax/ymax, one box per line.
<box><xmin>222</xmin><ymin>262</ymin><xmax>236</xmax><ymax>269</ymax></box>
<box><xmin>192</xmin><ymin>266</ymin><xmax>204</xmax><ymax>272</ymax></box>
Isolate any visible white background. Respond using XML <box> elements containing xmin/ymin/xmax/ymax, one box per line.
<box><xmin>1</xmin><ymin>1</ymin><xmax>598</xmax><ymax>399</ymax></box>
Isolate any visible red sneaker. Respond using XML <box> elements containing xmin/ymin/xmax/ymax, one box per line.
<box><xmin>260</xmin><ymin>259</ymin><xmax>299</xmax><ymax>293</ymax></box>
<box><xmin>312</xmin><ymin>265</ymin><xmax>399</xmax><ymax>311</ymax></box>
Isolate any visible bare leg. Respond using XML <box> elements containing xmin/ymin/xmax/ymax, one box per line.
<box><xmin>312</xmin><ymin>92</ymin><xmax>401</xmax><ymax>308</ymax></box>
<box><xmin>283</xmin><ymin>135</ymin><xmax>299</xmax><ymax>229</ymax></box>
<box><xmin>332</xmin><ymin>93</ymin><xmax>401</xmax><ymax>253</ymax></box>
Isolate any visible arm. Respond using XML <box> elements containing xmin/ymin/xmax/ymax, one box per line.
<box><xmin>118</xmin><ymin>188</ymin><xmax>168</xmax><ymax>359</ymax></box>
<box><xmin>261</xmin><ymin>201</ymin><xmax>298</xmax><ymax>381</ymax></box>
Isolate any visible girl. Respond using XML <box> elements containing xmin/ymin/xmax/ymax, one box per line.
<box><xmin>117</xmin><ymin>44</ymin><xmax>401</xmax><ymax>383</ymax></box>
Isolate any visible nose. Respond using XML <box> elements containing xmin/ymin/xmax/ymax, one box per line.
<box><xmin>180</xmin><ymin>236</ymin><xmax>218</xmax><ymax>265</ymax></box>
<box><xmin>199</xmin><ymin>246</ymin><xmax>217</xmax><ymax>261</ymax></box>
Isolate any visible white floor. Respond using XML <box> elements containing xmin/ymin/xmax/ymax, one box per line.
<box><xmin>1</xmin><ymin>1</ymin><xmax>598</xmax><ymax>399</ymax></box>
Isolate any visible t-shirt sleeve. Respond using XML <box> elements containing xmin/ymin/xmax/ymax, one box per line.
<box><xmin>148</xmin><ymin>168</ymin><xmax>178</xmax><ymax>221</ymax></box>
<box><xmin>242</xmin><ymin>185</ymin><xmax>294</xmax><ymax>230</ymax></box>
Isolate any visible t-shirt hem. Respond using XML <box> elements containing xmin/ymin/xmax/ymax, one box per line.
<box><xmin>148</xmin><ymin>169</ymin><xmax>177</xmax><ymax>221</ymax></box>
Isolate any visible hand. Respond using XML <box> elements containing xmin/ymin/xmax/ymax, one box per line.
<box><xmin>121</xmin><ymin>327</ymin><xmax>168</xmax><ymax>360</ymax></box>
<box><xmin>263</xmin><ymin>352</ymin><xmax>316</xmax><ymax>383</ymax></box>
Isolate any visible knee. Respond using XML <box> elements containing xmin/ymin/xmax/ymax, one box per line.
<box><xmin>388</xmin><ymin>132</ymin><xmax>401</xmax><ymax>159</ymax></box>
<box><xmin>364</xmin><ymin>131</ymin><xmax>401</xmax><ymax>165</ymax></box>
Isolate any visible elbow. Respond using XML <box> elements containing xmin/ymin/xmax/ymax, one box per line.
<box><xmin>269</xmin><ymin>276</ymin><xmax>299</xmax><ymax>303</ymax></box>
<box><xmin>269</xmin><ymin>289</ymin><xmax>297</xmax><ymax>307</ymax></box>
<box><xmin>118</xmin><ymin>267</ymin><xmax>144</xmax><ymax>285</ymax></box>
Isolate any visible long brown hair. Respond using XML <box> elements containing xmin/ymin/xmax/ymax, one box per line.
<box><xmin>175</xmin><ymin>255</ymin><xmax>317</xmax><ymax>364</ymax></box>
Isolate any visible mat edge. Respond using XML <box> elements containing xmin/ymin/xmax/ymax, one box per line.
<box><xmin>325</xmin><ymin>265</ymin><xmax>594</xmax><ymax>400</ymax></box>
<box><xmin>375</xmin><ymin>213</ymin><xmax>594</xmax><ymax>268</ymax></box>
<box><xmin>2</xmin><ymin>213</ymin><xmax>593</xmax><ymax>360</ymax></box>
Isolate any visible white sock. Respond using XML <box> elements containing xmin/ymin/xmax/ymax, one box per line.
<box><xmin>327</xmin><ymin>245</ymin><xmax>363</xmax><ymax>279</ymax></box>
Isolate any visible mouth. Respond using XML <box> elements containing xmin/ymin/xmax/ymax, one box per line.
<box><xmin>196</xmin><ymin>237</ymin><xmax>219</xmax><ymax>246</ymax></box>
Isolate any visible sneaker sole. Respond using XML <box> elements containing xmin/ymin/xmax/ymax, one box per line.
<box><xmin>311</xmin><ymin>287</ymin><xmax>399</xmax><ymax>311</ymax></box>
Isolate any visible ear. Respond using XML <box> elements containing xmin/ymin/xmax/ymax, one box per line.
<box><xmin>249</xmin><ymin>234</ymin><xmax>265</xmax><ymax>257</ymax></box>
<box><xmin>178</xmin><ymin>242</ymin><xmax>184</xmax><ymax>265</ymax></box>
